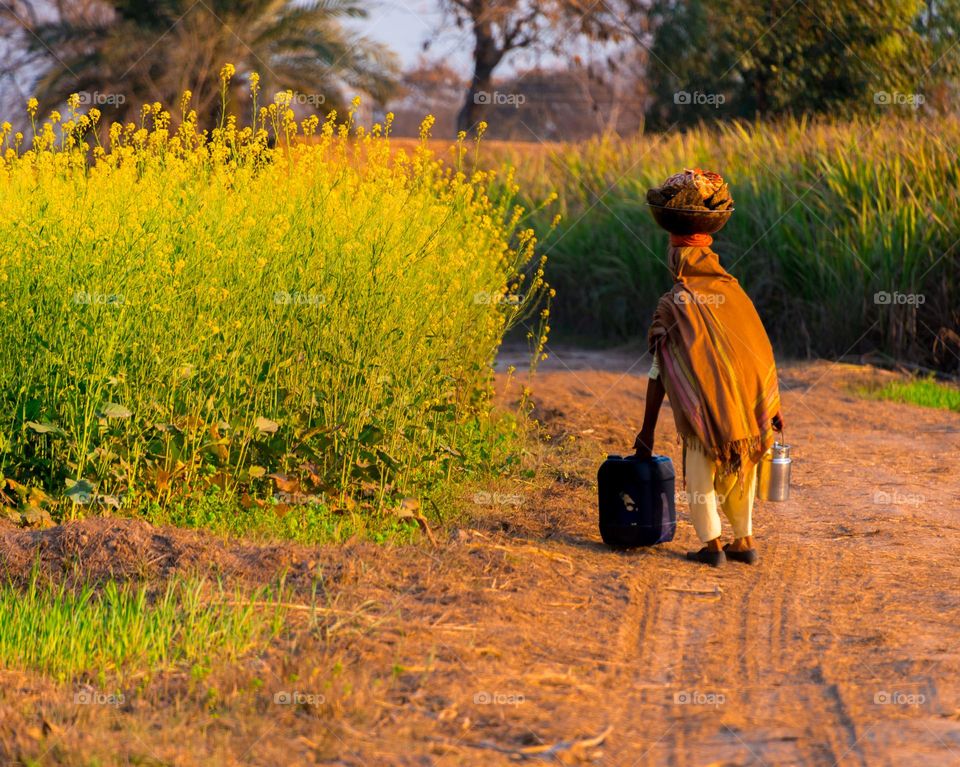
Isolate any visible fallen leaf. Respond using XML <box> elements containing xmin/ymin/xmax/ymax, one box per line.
<box><xmin>21</xmin><ymin>506</ymin><xmax>55</xmax><ymax>529</ymax></box>
<box><xmin>392</xmin><ymin>501</ymin><xmax>437</xmax><ymax>546</ymax></box>
<box><xmin>268</xmin><ymin>473</ymin><xmax>300</xmax><ymax>494</ymax></box>
<box><xmin>98</xmin><ymin>403</ymin><xmax>132</xmax><ymax>419</ymax></box>
<box><xmin>255</xmin><ymin>417</ymin><xmax>280</xmax><ymax>434</ymax></box>
<box><xmin>27</xmin><ymin>487</ymin><xmax>49</xmax><ymax>506</ymax></box>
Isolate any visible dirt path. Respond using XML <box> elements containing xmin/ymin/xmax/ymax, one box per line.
<box><xmin>1</xmin><ymin>351</ymin><xmax>958</xmax><ymax>766</ymax></box>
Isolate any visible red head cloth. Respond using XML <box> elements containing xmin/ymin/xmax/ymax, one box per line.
<box><xmin>669</xmin><ymin>233</ymin><xmax>714</xmax><ymax>248</ymax></box>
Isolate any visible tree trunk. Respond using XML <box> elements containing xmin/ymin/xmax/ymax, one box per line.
<box><xmin>753</xmin><ymin>0</ymin><xmax>775</xmax><ymax>116</ymax></box>
<box><xmin>754</xmin><ymin>70</ymin><xmax>768</xmax><ymax>116</ymax></box>
<box><xmin>456</xmin><ymin>17</ymin><xmax>503</xmax><ymax>135</ymax></box>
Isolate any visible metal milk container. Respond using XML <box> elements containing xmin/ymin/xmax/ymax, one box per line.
<box><xmin>757</xmin><ymin>441</ymin><xmax>792</xmax><ymax>501</ymax></box>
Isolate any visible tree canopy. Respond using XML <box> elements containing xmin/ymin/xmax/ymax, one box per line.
<box><xmin>644</xmin><ymin>0</ymin><xmax>933</xmax><ymax>127</ymax></box>
<box><xmin>1</xmin><ymin>0</ymin><xmax>398</xmax><ymax>126</ymax></box>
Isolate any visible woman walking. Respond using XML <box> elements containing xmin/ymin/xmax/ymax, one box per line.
<box><xmin>633</xmin><ymin>224</ymin><xmax>784</xmax><ymax>567</ymax></box>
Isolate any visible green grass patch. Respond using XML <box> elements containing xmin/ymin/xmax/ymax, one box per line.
<box><xmin>134</xmin><ymin>491</ymin><xmax>422</xmax><ymax>545</ymax></box>
<box><xmin>0</xmin><ymin>570</ymin><xmax>287</xmax><ymax>683</ymax></box>
<box><xmin>857</xmin><ymin>377</ymin><xmax>960</xmax><ymax>412</ymax></box>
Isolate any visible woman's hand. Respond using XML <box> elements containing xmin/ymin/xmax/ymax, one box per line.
<box><xmin>634</xmin><ymin>429</ymin><xmax>654</xmax><ymax>460</ymax></box>
<box><xmin>772</xmin><ymin>412</ymin><xmax>785</xmax><ymax>432</ymax></box>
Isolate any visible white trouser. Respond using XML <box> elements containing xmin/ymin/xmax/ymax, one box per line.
<box><xmin>684</xmin><ymin>439</ymin><xmax>756</xmax><ymax>542</ymax></box>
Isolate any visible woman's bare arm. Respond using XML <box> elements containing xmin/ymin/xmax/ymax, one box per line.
<box><xmin>634</xmin><ymin>374</ymin><xmax>665</xmax><ymax>459</ymax></box>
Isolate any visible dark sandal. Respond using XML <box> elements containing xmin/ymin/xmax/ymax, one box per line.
<box><xmin>685</xmin><ymin>547</ymin><xmax>726</xmax><ymax>567</ymax></box>
<box><xmin>723</xmin><ymin>544</ymin><xmax>758</xmax><ymax>565</ymax></box>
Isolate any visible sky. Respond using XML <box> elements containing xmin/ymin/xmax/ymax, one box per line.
<box><xmin>349</xmin><ymin>0</ymin><xmax>554</xmax><ymax>76</ymax></box>
<box><xmin>353</xmin><ymin>1</ymin><xmax>467</xmax><ymax>70</ymax></box>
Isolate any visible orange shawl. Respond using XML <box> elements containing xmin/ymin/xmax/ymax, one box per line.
<box><xmin>649</xmin><ymin>235</ymin><xmax>781</xmax><ymax>479</ymax></box>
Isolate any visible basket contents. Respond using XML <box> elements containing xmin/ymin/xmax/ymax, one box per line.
<box><xmin>646</xmin><ymin>168</ymin><xmax>734</xmax><ymax>211</ymax></box>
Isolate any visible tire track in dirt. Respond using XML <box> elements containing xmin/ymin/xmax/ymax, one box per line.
<box><xmin>612</xmin><ymin>567</ymin><xmax>660</xmax><ymax>682</ymax></box>
<box><xmin>706</xmin><ymin>505</ymin><xmax>871</xmax><ymax>766</ymax></box>
<box><xmin>594</xmin><ymin>477</ymin><xmax>816</xmax><ymax>765</ymax></box>
<box><xmin>738</xmin><ymin>531</ymin><xmax>790</xmax><ymax>683</ymax></box>
<box><xmin>788</xmin><ymin>549</ymin><xmax>868</xmax><ymax>767</ymax></box>
<box><xmin>605</xmin><ymin>546</ymin><xmax>687</xmax><ymax>766</ymax></box>
<box><xmin>609</xmin><ymin>589</ymin><xmax>685</xmax><ymax>767</ymax></box>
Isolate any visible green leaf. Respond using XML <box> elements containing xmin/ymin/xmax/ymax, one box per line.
<box><xmin>25</xmin><ymin>421</ymin><xmax>67</xmax><ymax>437</ymax></box>
<box><xmin>357</xmin><ymin>424</ymin><xmax>384</xmax><ymax>445</ymax></box>
<box><xmin>65</xmin><ymin>478</ymin><xmax>95</xmax><ymax>505</ymax></box>
<box><xmin>376</xmin><ymin>449</ymin><xmax>400</xmax><ymax>472</ymax></box>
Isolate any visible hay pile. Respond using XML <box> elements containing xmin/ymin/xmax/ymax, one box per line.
<box><xmin>647</xmin><ymin>168</ymin><xmax>734</xmax><ymax>211</ymax></box>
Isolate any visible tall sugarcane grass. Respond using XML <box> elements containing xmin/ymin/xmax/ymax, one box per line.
<box><xmin>497</xmin><ymin>117</ymin><xmax>959</xmax><ymax>365</ymax></box>
<box><xmin>0</xmin><ymin>71</ymin><xmax>551</xmax><ymax>524</ymax></box>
